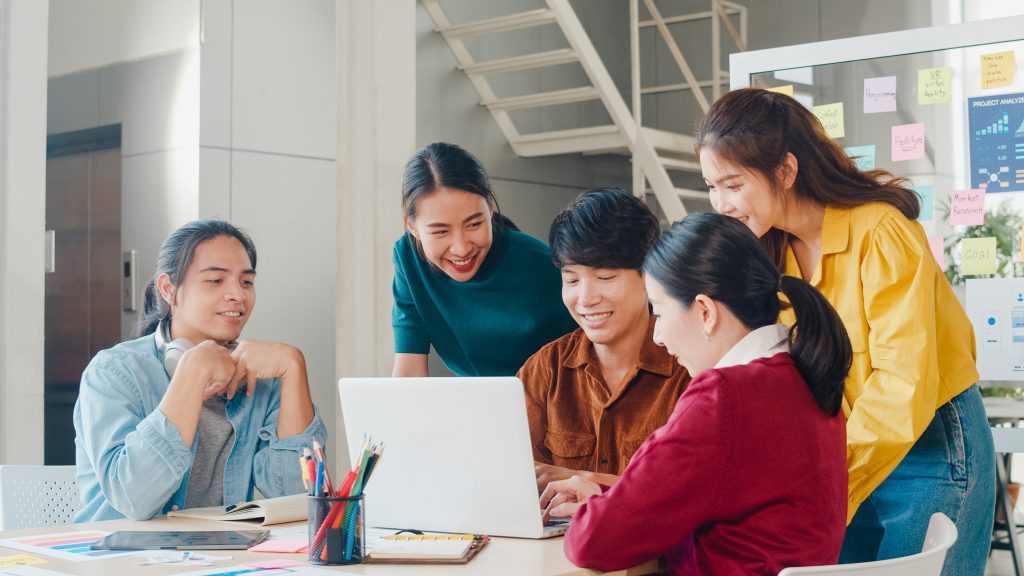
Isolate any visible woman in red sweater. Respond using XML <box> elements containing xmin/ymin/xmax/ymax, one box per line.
<box><xmin>541</xmin><ymin>213</ymin><xmax>851</xmax><ymax>575</ymax></box>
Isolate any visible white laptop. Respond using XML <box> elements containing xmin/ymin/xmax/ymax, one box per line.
<box><xmin>337</xmin><ymin>377</ymin><xmax>569</xmax><ymax>539</ymax></box>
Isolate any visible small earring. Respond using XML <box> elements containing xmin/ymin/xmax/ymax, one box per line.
<box><xmin>703</xmin><ymin>330</ymin><xmax>711</xmax><ymax>341</ymax></box>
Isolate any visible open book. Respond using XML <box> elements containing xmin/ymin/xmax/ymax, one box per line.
<box><xmin>167</xmin><ymin>494</ymin><xmax>307</xmax><ymax>526</ymax></box>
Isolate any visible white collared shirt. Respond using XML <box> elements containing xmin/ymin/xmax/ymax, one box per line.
<box><xmin>714</xmin><ymin>324</ymin><xmax>790</xmax><ymax>369</ymax></box>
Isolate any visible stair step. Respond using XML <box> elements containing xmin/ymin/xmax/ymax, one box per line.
<box><xmin>482</xmin><ymin>86</ymin><xmax>602</xmax><ymax>112</ymax></box>
<box><xmin>641</xmin><ymin>127</ymin><xmax>698</xmax><ymax>156</ymax></box>
<box><xmin>676</xmin><ymin>188</ymin><xmax>710</xmax><ymax>200</ymax></box>
<box><xmin>438</xmin><ymin>8</ymin><xmax>556</xmax><ymax>38</ymax></box>
<box><xmin>512</xmin><ymin>125</ymin><xmax>623</xmax><ymax>157</ymax></box>
<box><xmin>658</xmin><ymin>156</ymin><xmax>702</xmax><ymax>172</ymax></box>
<box><xmin>461</xmin><ymin>49</ymin><xmax>578</xmax><ymax>75</ymax></box>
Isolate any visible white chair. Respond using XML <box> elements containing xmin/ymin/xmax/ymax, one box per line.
<box><xmin>0</xmin><ymin>465</ymin><xmax>79</xmax><ymax>530</ymax></box>
<box><xmin>778</xmin><ymin>513</ymin><xmax>958</xmax><ymax>575</ymax></box>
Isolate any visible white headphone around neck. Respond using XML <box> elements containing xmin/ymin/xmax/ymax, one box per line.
<box><xmin>154</xmin><ymin>320</ymin><xmax>195</xmax><ymax>378</ymax></box>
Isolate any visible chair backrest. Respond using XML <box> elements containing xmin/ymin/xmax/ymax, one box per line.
<box><xmin>778</xmin><ymin>513</ymin><xmax>958</xmax><ymax>575</ymax></box>
<box><xmin>0</xmin><ymin>465</ymin><xmax>79</xmax><ymax>531</ymax></box>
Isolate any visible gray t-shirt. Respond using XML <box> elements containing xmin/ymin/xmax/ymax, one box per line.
<box><xmin>184</xmin><ymin>395</ymin><xmax>236</xmax><ymax>509</ymax></box>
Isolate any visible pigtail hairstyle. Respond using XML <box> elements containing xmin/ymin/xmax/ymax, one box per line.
<box><xmin>643</xmin><ymin>212</ymin><xmax>851</xmax><ymax>415</ymax></box>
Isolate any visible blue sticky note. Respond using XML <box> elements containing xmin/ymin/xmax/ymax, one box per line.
<box><xmin>845</xmin><ymin>145</ymin><xmax>876</xmax><ymax>171</ymax></box>
<box><xmin>915</xmin><ymin>185</ymin><xmax>934</xmax><ymax>222</ymax></box>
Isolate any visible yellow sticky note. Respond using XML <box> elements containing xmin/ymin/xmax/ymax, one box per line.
<box><xmin>812</xmin><ymin>102</ymin><xmax>845</xmax><ymax>139</ymax></box>
<box><xmin>961</xmin><ymin>237</ymin><xmax>998</xmax><ymax>276</ymax></box>
<box><xmin>0</xmin><ymin>555</ymin><xmax>45</xmax><ymax>568</ymax></box>
<box><xmin>918</xmin><ymin>67</ymin><xmax>951</xmax><ymax>105</ymax></box>
<box><xmin>768</xmin><ymin>85</ymin><xmax>794</xmax><ymax>97</ymax></box>
<box><xmin>982</xmin><ymin>50</ymin><xmax>1015</xmax><ymax>89</ymax></box>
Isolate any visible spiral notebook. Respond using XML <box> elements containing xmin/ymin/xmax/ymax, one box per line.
<box><xmin>364</xmin><ymin>530</ymin><xmax>487</xmax><ymax>564</ymax></box>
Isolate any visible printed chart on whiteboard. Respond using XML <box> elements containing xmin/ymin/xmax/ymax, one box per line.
<box><xmin>968</xmin><ymin>92</ymin><xmax>1024</xmax><ymax>193</ymax></box>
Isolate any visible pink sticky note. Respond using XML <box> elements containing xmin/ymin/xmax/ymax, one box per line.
<box><xmin>928</xmin><ymin>236</ymin><xmax>945</xmax><ymax>267</ymax></box>
<box><xmin>864</xmin><ymin>76</ymin><xmax>897</xmax><ymax>113</ymax></box>
<box><xmin>248</xmin><ymin>539</ymin><xmax>309</xmax><ymax>553</ymax></box>
<box><xmin>245</xmin><ymin>558</ymin><xmax>307</xmax><ymax>569</ymax></box>
<box><xmin>891</xmin><ymin>123</ymin><xmax>925</xmax><ymax>161</ymax></box>
<box><xmin>950</xmin><ymin>189</ymin><xmax>985</xmax><ymax>226</ymax></box>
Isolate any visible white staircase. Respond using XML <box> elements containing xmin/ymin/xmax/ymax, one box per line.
<box><xmin>421</xmin><ymin>0</ymin><xmax>723</xmax><ymax>222</ymax></box>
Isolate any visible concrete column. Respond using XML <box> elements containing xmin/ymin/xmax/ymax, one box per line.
<box><xmin>0</xmin><ymin>0</ymin><xmax>48</xmax><ymax>464</ymax></box>
<box><xmin>335</xmin><ymin>0</ymin><xmax>414</xmax><ymax>464</ymax></box>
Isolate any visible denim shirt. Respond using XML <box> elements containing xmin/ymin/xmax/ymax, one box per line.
<box><xmin>73</xmin><ymin>333</ymin><xmax>327</xmax><ymax>522</ymax></box>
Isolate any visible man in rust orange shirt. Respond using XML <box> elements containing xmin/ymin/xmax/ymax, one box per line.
<box><xmin>518</xmin><ymin>187</ymin><xmax>690</xmax><ymax>492</ymax></box>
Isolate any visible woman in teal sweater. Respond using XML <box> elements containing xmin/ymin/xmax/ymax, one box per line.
<box><xmin>392</xmin><ymin>142</ymin><xmax>576</xmax><ymax>377</ymax></box>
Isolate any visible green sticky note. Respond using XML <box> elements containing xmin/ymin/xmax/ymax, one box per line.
<box><xmin>960</xmin><ymin>237</ymin><xmax>998</xmax><ymax>275</ymax></box>
<box><xmin>914</xmin><ymin>185</ymin><xmax>934</xmax><ymax>222</ymax></box>
<box><xmin>918</xmin><ymin>67</ymin><xmax>951</xmax><ymax>105</ymax></box>
<box><xmin>845</xmin><ymin>145</ymin><xmax>876</xmax><ymax>171</ymax></box>
<box><xmin>813</xmin><ymin>102</ymin><xmax>845</xmax><ymax>139</ymax></box>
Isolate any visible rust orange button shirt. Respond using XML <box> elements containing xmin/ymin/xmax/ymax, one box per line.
<box><xmin>517</xmin><ymin>317</ymin><xmax>690</xmax><ymax>476</ymax></box>
<box><xmin>779</xmin><ymin>202</ymin><xmax>978</xmax><ymax>522</ymax></box>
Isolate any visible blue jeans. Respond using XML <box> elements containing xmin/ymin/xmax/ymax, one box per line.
<box><xmin>839</xmin><ymin>384</ymin><xmax>995</xmax><ymax>576</ymax></box>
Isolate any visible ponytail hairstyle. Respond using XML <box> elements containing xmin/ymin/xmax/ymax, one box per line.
<box><xmin>401</xmin><ymin>142</ymin><xmax>517</xmax><ymax>263</ymax></box>
<box><xmin>643</xmin><ymin>212</ymin><xmax>851</xmax><ymax>416</ymax></box>
<box><xmin>134</xmin><ymin>220</ymin><xmax>258</xmax><ymax>338</ymax></box>
<box><xmin>696</xmin><ymin>88</ymin><xmax>920</xmax><ymax>270</ymax></box>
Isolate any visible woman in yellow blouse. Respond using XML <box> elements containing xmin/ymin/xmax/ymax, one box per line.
<box><xmin>695</xmin><ymin>88</ymin><xmax>993</xmax><ymax>576</ymax></box>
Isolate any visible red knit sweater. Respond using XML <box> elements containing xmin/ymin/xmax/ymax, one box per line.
<box><xmin>564</xmin><ymin>353</ymin><xmax>847</xmax><ymax>575</ymax></box>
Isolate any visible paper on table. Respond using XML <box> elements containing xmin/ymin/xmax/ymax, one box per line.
<box><xmin>0</xmin><ymin>558</ymin><xmax>43</xmax><ymax>570</ymax></box>
<box><xmin>0</xmin><ymin>567</ymin><xmax>70</xmax><ymax>576</ymax></box>
<box><xmin>0</xmin><ymin>531</ymin><xmax>144</xmax><ymax>562</ymax></box>
<box><xmin>244</xmin><ymin>558</ymin><xmax>306</xmax><ymax>569</ymax></box>
<box><xmin>248</xmin><ymin>539</ymin><xmax>308</xmax><ymax>553</ymax></box>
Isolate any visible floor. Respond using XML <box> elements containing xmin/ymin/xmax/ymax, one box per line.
<box><xmin>990</xmin><ymin>552</ymin><xmax>1020</xmax><ymax>575</ymax></box>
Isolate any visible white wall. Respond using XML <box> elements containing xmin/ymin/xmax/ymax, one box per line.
<box><xmin>48</xmin><ymin>0</ymin><xmax>199</xmax><ymax>77</ymax></box>
<box><xmin>0</xmin><ymin>0</ymin><xmax>48</xmax><ymax>464</ymax></box>
<box><xmin>199</xmin><ymin>0</ymin><xmax>339</xmax><ymax>463</ymax></box>
<box><xmin>48</xmin><ymin>49</ymin><xmax>201</xmax><ymax>338</ymax></box>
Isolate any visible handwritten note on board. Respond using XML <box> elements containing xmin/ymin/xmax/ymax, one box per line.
<box><xmin>918</xmin><ymin>67</ymin><xmax>951</xmax><ymax>105</ymax></box>
<box><xmin>915</xmin><ymin>185</ymin><xmax>934</xmax><ymax>222</ymax></box>
<box><xmin>768</xmin><ymin>85</ymin><xmax>794</xmax><ymax>96</ymax></box>
<box><xmin>961</xmin><ymin>237</ymin><xmax>998</xmax><ymax>275</ymax></box>
<box><xmin>950</xmin><ymin>189</ymin><xmax>985</xmax><ymax>226</ymax></box>
<box><xmin>928</xmin><ymin>236</ymin><xmax>945</xmax><ymax>268</ymax></box>
<box><xmin>891</xmin><ymin>123</ymin><xmax>925</xmax><ymax>161</ymax></box>
<box><xmin>864</xmin><ymin>76</ymin><xmax>897</xmax><ymax>113</ymax></box>
<box><xmin>845</xmin><ymin>145</ymin><xmax>876</xmax><ymax>171</ymax></box>
<box><xmin>813</xmin><ymin>102</ymin><xmax>845</xmax><ymax>139</ymax></box>
<box><xmin>982</xmin><ymin>51</ymin><xmax>1015</xmax><ymax>89</ymax></box>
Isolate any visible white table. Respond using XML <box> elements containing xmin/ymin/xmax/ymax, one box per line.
<box><xmin>0</xmin><ymin>516</ymin><xmax>660</xmax><ymax>575</ymax></box>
